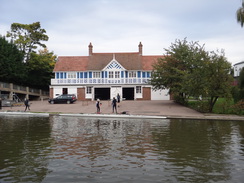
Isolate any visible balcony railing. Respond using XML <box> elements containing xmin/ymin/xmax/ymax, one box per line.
<box><xmin>51</xmin><ymin>78</ymin><xmax>150</xmax><ymax>85</ymax></box>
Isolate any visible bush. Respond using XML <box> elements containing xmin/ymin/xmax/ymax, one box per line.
<box><xmin>188</xmin><ymin>100</ymin><xmax>210</xmax><ymax>113</ymax></box>
<box><xmin>174</xmin><ymin>94</ymin><xmax>188</xmax><ymax>106</ymax></box>
<box><xmin>230</xmin><ymin>100</ymin><xmax>244</xmax><ymax>115</ymax></box>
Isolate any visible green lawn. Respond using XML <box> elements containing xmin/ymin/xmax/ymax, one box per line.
<box><xmin>212</xmin><ymin>98</ymin><xmax>234</xmax><ymax>114</ymax></box>
<box><xmin>188</xmin><ymin>98</ymin><xmax>243</xmax><ymax>115</ymax></box>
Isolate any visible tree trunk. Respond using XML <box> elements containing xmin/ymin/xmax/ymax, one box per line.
<box><xmin>209</xmin><ymin>96</ymin><xmax>218</xmax><ymax>112</ymax></box>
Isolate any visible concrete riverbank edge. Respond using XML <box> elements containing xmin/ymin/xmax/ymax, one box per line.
<box><xmin>0</xmin><ymin>111</ymin><xmax>244</xmax><ymax>121</ymax></box>
<box><xmin>0</xmin><ymin>100</ymin><xmax>243</xmax><ymax>121</ymax></box>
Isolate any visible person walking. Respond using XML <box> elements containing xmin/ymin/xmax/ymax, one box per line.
<box><xmin>24</xmin><ymin>98</ymin><xmax>30</xmax><ymax>111</ymax></box>
<box><xmin>96</xmin><ymin>99</ymin><xmax>101</xmax><ymax>114</ymax></box>
<box><xmin>112</xmin><ymin>97</ymin><xmax>117</xmax><ymax>114</ymax></box>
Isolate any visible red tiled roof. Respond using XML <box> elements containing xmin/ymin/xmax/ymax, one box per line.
<box><xmin>141</xmin><ymin>55</ymin><xmax>163</xmax><ymax>70</ymax></box>
<box><xmin>53</xmin><ymin>53</ymin><xmax>163</xmax><ymax>72</ymax></box>
<box><xmin>53</xmin><ymin>56</ymin><xmax>88</xmax><ymax>72</ymax></box>
<box><xmin>87</xmin><ymin>52</ymin><xmax>142</xmax><ymax>70</ymax></box>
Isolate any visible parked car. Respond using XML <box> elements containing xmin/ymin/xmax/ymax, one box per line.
<box><xmin>48</xmin><ymin>94</ymin><xmax>77</xmax><ymax>104</ymax></box>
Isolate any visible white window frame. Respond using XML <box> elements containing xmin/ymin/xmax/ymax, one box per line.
<box><xmin>109</xmin><ymin>71</ymin><xmax>114</xmax><ymax>78</ymax></box>
<box><xmin>86</xmin><ymin>87</ymin><xmax>92</xmax><ymax>94</ymax></box>
<box><xmin>115</xmin><ymin>71</ymin><xmax>120</xmax><ymax>78</ymax></box>
<box><xmin>129</xmin><ymin>71</ymin><xmax>136</xmax><ymax>78</ymax></box>
<box><xmin>136</xmin><ymin>86</ymin><xmax>142</xmax><ymax>93</ymax></box>
<box><xmin>67</xmin><ymin>72</ymin><xmax>76</xmax><ymax>79</ymax></box>
<box><xmin>93</xmin><ymin>72</ymin><xmax>101</xmax><ymax>78</ymax></box>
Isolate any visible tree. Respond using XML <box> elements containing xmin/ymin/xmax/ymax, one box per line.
<box><xmin>237</xmin><ymin>0</ymin><xmax>244</xmax><ymax>27</ymax></box>
<box><xmin>0</xmin><ymin>35</ymin><xmax>26</xmax><ymax>84</ymax></box>
<box><xmin>204</xmin><ymin>50</ymin><xmax>233</xmax><ymax>112</ymax></box>
<box><xmin>26</xmin><ymin>48</ymin><xmax>56</xmax><ymax>90</ymax></box>
<box><xmin>151</xmin><ymin>39</ymin><xmax>208</xmax><ymax>104</ymax></box>
<box><xmin>6</xmin><ymin>22</ymin><xmax>49</xmax><ymax>61</ymax></box>
<box><xmin>151</xmin><ymin>38</ymin><xmax>233</xmax><ymax>112</ymax></box>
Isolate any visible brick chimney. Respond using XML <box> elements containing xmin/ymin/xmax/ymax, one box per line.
<box><xmin>138</xmin><ymin>42</ymin><xmax>143</xmax><ymax>55</ymax></box>
<box><xmin>88</xmin><ymin>42</ymin><xmax>93</xmax><ymax>56</ymax></box>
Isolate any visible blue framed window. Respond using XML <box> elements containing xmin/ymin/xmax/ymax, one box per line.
<box><xmin>56</xmin><ymin>72</ymin><xmax>60</xmax><ymax>79</ymax></box>
<box><xmin>84</xmin><ymin>72</ymin><xmax>88</xmax><ymax>78</ymax></box>
<box><xmin>60</xmin><ymin>72</ymin><xmax>63</xmax><ymax>79</ymax></box>
<box><xmin>89</xmin><ymin>72</ymin><xmax>92</xmax><ymax>78</ymax></box>
<box><xmin>125</xmin><ymin>71</ymin><xmax>128</xmax><ymax>78</ymax></box>
<box><xmin>142</xmin><ymin>72</ymin><xmax>146</xmax><ymax>78</ymax></box>
<box><xmin>121</xmin><ymin>71</ymin><xmax>124</xmax><ymax>78</ymax></box>
<box><xmin>80</xmin><ymin>72</ymin><xmax>83</xmax><ymax>78</ymax></box>
<box><xmin>137</xmin><ymin>71</ymin><xmax>141</xmax><ymax>78</ymax></box>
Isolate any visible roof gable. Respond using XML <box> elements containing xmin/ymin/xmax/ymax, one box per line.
<box><xmin>103</xmin><ymin>56</ymin><xmax>126</xmax><ymax>71</ymax></box>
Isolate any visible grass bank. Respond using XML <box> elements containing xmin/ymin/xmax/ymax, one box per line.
<box><xmin>188</xmin><ymin>98</ymin><xmax>244</xmax><ymax>115</ymax></box>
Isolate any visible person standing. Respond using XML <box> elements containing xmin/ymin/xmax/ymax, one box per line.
<box><xmin>96</xmin><ymin>99</ymin><xmax>101</xmax><ymax>114</ymax></box>
<box><xmin>117</xmin><ymin>93</ymin><xmax>120</xmax><ymax>107</ymax></box>
<box><xmin>112</xmin><ymin>97</ymin><xmax>117</xmax><ymax>114</ymax></box>
<box><xmin>24</xmin><ymin>98</ymin><xmax>30</xmax><ymax>111</ymax></box>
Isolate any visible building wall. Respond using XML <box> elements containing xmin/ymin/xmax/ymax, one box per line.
<box><xmin>234</xmin><ymin>62</ymin><xmax>244</xmax><ymax>77</ymax></box>
<box><xmin>50</xmin><ymin>85</ymin><xmax>170</xmax><ymax>101</ymax></box>
<box><xmin>151</xmin><ymin>89</ymin><xmax>170</xmax><ymax>100</ymax></box>
<box><xmin>52</xmin><ymin>85</ymin><xmax>79</xmax><ymax>97</ymax></box>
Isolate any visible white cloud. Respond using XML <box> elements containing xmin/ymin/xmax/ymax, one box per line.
<box><xmin>1</xmin><ymin>0</ymin><xmax>243</xmax><ymax>65</ymax></box>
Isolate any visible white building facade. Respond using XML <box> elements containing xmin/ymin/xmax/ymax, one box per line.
<box><xmin>50</xmin><ymin>43</ymin><xmax>170</xmax><ymax>101</ymax></box>
<box><xmin>234</xmin><ymin>61</ymin><xmax>244</xmax><ymax>77</ymax></box>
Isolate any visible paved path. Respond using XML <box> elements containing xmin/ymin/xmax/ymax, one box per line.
<box><xmin>1</xmin><ymin>100</ymin><xmax>243</xmax><ymax>121</ymax></box>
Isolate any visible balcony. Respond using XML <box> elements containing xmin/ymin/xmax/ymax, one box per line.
<box><xmin>51</xmin><ymin>78</ymin><xmax>150</xmax><ymax>85</ymax></box>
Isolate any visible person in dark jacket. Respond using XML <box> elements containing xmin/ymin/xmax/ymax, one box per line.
<box><xmin>96</xmin><ymin>99</ymin><xmax>101</xmax><ymax>114</ymax></box>
<box><xmin>112</xmin><ymin>97</ymin><xmax>117</xmax><ymax>114</ymax></box>
<box><xmin>117</xmin><ymin>93</ymin><xmax>120</xmax><ymax>107</ymax></box>
<box><xmin>24</xmin><ymin>98</ymin><xmax>30</xmax><ymax>111</ymax></box>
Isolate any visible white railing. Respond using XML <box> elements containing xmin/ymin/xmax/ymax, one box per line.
<box><xmin>51</xmin><ymin>78</ymin><xmax>150</xmax><ymax>85</ymax></box>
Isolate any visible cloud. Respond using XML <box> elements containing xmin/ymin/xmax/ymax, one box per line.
<box><xmin>1</xmin><ymin>0</ymin><xmax>243</xmax><ymax>65</ymax></box>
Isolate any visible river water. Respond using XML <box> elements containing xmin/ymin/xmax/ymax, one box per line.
<box><xmin>0</xmin><ymin>115</ymin><xmax>244</xmax><ymax>183</ymax></box>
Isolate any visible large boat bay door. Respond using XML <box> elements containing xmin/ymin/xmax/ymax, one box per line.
<box><xmin>94</xmin><ymin>88</ymin><xmax>110</xmax><ymax>100</ymax></box>
<box><xmin>122</xmin><ymin>87</ymin><xmax>134</xmax><ymax>100</ymax></box>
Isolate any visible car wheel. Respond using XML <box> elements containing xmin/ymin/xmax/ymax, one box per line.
<box><xmin>51</xmin><ymin>101</ymin><xmax>54</xmax><ymax>104</ymax></box>
<box><xmin>67</xmin><ymin>100</ymin><xmax>71</xmax><ymax>104</ymax></box>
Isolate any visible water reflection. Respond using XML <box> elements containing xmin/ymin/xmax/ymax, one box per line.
<box><xmin>0</xmin><ymin>115</ymin><xmax>244</xmax><ymax>183</ymax></box>
<box><xmin>0</xmin><ymin>115</ymin><xmax>52</xmax><ymax>183</ymax></box>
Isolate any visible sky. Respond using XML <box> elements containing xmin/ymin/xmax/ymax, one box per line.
<box><xmin>1</xmin><ymin>0</ymin><xmax>244</xmax><ymax>65</ymax></box>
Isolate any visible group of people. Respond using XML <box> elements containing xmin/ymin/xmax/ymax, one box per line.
<box><xmin>96</xmin><ymin>93</ymin><xmax>120</xmax><ymax>114</ymax></box>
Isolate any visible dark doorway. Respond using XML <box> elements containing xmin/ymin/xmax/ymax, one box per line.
<box><xmin>122</xmin><ymin>87</ymin><xmax>134</xmax><ymax>100</ymax></box>
<box><xmin>62</xmin><ymin>88</ymin><xmax>68</xmax><ymax>95</ymax></box>
<box><xmin>95</xmin><ymin>88</ymin><xmax>110</xmax><ymax>100</ymax></box>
